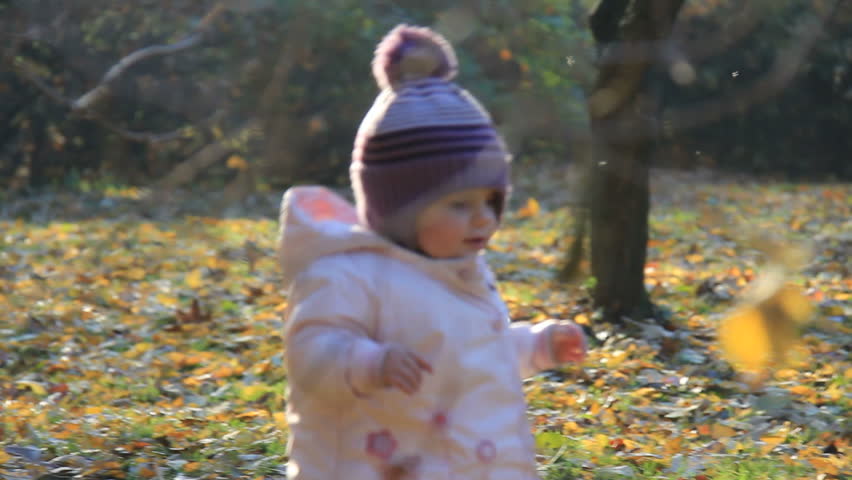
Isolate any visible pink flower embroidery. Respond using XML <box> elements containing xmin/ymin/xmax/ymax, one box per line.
<box><xmin>432</xmin><ymin>411</ymin><xmax>448</xmax><ymax>428</ymax></box>
<box><xmin>476</xmin><ymin>439</ymin><xmax>497</xmax><ymax>463</ymax></box>
<box><xmin>366</xmin><ymin>429</ymin><xmax>397</xmax><ymax>460</ymax></box>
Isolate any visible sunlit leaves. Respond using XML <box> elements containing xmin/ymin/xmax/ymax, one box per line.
<box><xmin>1</xmin><ymin>174</ymin><xmax>849</xmax><ymax>479</ymax></box>
<box><xmin>507</xmin><ymin>172</ymin><xmax>848</xmax><ymax>479</ymax></box>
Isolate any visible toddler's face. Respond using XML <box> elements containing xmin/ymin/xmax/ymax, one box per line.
<box><xmin>415</xmin><ymin>188</ymin><xmax>501</xmax><ymax>258</ymax></box>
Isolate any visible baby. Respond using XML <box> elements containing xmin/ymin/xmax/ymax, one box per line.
<box><xmin>277</xmin><ymin>24</ymin><xmax>587</xmax><ymax>480</ymax></box>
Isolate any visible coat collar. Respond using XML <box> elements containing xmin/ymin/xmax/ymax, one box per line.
<box><xmin>278</xmin><ymin>186</ymin><xmax>493</xmax><ymax>298</ymax></box>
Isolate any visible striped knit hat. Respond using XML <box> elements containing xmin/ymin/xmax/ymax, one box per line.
<box><xmin>350</xmin><ymin>24</ymin><xmax>511</xmax><ymax>248</ymax></box>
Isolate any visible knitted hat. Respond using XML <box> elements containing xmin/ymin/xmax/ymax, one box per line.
<box><xmin>350</xmin><ymin>24</ymin><xmax>512</xmax><ymax>248</ymax></box>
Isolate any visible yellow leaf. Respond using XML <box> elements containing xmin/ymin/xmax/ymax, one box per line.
<box><xmin>760</xmin><ymin>434</ymin><xmax>785</xmax><ymax>455</ymax></box>
<box><xmin>274</xmin><ymin>411</ymin><xmax>288</xmax><ymax>430</ymax></box>
<box><xmin>184</xmin><ymin>462</ymin><xmax>201</xmax><ymax>473</ymax></box>
<box><xmin>711</xmin><ymin>423</ymin><xmax>737</xmax><ymax>439</ymax></box>
<box><xmin>517</xmin><ymin>197</ymin><xmax>540</xmax><ymax>218</ymax></box>
<box><xmin>124</xmin><ymin>342</ymin><xmax>154</xmax><ymax>359</ymax></box>
<box><xmin>600</xmin><ymin>408</ymin><xmax>618</xmax><ymax>425</ymax></box>
<box><xmin>562</xmin><ymin>421</ymin><xmax>581</xmax><ymax>434</ymax></box>
<box><xmin>788</xmin><ymin>385</ymin><xmax>815</xmax><ymax>397</ymax></box>
<box><xmin>206</xmin><ymin>256</ymin><xmax>230</xmax><ymax>270</ymax></box>
<box><xmin>574</xmin><ymin>313</ymin><xmax>590</xmax><ymax>325</ymax></box>
<box><xmin>138</xmin><ymin>467</ymin><xmax>157</xmax><ymax>479</ymax></box>
<box><xmin>718</xmin><ymin>282</ymin><xmax>812</xmax><ymax>372</ymax></box>
<box><xmin>0</xmin><ymin>450</ymin><xmax>12</xmax><ymax>463</ymax></box>
<box><xmin>663</xmin><ymin>435</ymin><xmax>683</xmax><ymax>455</ymax></box>
<box><xmin>237</xmin><ymin>410</ymin><xmax>268</xmax><ymax>420</ymax></box>
<box><xmin>185</xmin><ymin>269</ymin><xmax>204</xmax><ymax>289</ymax></box>
<box><xmin>685</xmin><ymin>253</ymin><xmax>704</xmax><ymax>264</ymax></box>
<box><xmin>16</xmin><ymin>380</ymin><xmax>47</xmax><ymax>396</ymax></box>
<box><xmin>157</xmin><ymin>294</ymin><xmax>178</xmax><ymax>307</ymax></box>
<box><xmin>631</xmin><ymin>387</ymin><xmax>658</xmax><ymax>398</ymax></box>
<box><xmin>227</xmin><ymin>155</ymin><xmax>248</xmax><ymax>170</ymax></box>
<box><xmin>582</xmin><ymin>434</ymin><xmax>610</xmax><ymax>455</ymax></box>
<box><xmin>124</xmin><ymin>267</ymin><xmax>147</xmax><ymax>281</ymax></box>
<box><xmin>239</xmin><ymin>384</ymin><xmax>271</xmax><ymax>401</ymax></box>
<box><xmin>808</xmin><ymin>457</ymin><xmax>839</xmax><ymax>476</ymax></box>
<box><xmin>774</xmin><ymin>368</ymin><xmax>799</xmax><ymax>380</ymax></box>
<box><xmin>822</xmin><ymin>384</ymin><xmax>843</xmax><ymax>402</ymax></box>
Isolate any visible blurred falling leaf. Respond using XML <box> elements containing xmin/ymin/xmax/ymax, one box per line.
<box><xmin>517</xmin><ymin>197</ymin><xmax>540</xmax><ymax>218</ymax></box>
<box><xmin>227</xmin><ymin>155</ymin><xmax>249</xmax><ymax>170</ymax></box>
<box><xmin>185</xmin><ymin>268</ymin><xmax>204</xmax><ymax>289</ymax></box>
<box><xmin>718</xmin><ymin>266</ymin><xmax>813</xmax><ymax>374</ymax></box>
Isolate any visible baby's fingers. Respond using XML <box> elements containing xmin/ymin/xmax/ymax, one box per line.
<box><xmin>388</xmin><ymin>370</ymin><xmax>417</xmax><ymax>395</ymax></box>
<box><xmin>409</xmin><ymin>352</ymin><xmax>433</xmax><ymax>374</ymax></box>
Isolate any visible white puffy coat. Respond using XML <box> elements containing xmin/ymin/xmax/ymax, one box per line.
<box><xmin>278</xmin><ymin>186</ymin><xmax>559</xmax><ymax>480</ymax></box>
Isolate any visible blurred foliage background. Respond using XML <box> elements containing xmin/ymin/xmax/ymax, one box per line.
<box><xmin>1</xmin><ymin>0</ymin><xmax>850</xmax><ymax>195</ymax></box>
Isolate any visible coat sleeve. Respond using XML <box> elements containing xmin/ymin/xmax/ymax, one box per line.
<box><xmin>284</xmin><ymin>258</ymin><xmax>387</xmax><ymax>405</ymax></box>
<box><xmin>507</xmin><ymin>320</ymin><xmax>558</xmax><ymax>379</ymax></box>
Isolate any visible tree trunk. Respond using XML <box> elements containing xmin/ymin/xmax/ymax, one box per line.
<box><xmin>586</xmin><ymin>0</ymin><xmax>684</xmax><ymax>323</ymax></box>
<box><xmin>588</xmin><ymin>126</ymin><xmax>653</xmax><ymax>322</ymax></box>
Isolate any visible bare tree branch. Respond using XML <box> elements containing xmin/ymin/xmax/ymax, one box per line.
<box><xmin>590</xmin><ymin>2</ymin><xmax>763</xmax><ymax>69</ymax></box>
<box><xmin>678</xmin><ymin>2</ymin><xmax>764</xmax><ymax>62</ymax></box>
<box><xmin>73</xmin><ymin>35</ymin><xmax>204</xmax><ymax>111</ymax></box>
<box><xmin>73</xmin><ymin>3</ymin><xmax>226</xmax><ymax>111</ymax></box>
<box><xmin>662</xmin><ymin>0</ymin><xmax>840</xmax><ymax>136</ymax></box>
<box><xmin>568</xmin><ymin>0</ymin><xmax>840</xmax><ymax>144</ymax></box>
<box><xmin>155</xmin><ymin>119</ymin><xmax>260</xmax><ymax>190</ymax></box>
<box><xmin>5</xmin><ymin>2</ymin><xmax>227</xmax><ymax>144</ymax></box>
<box><xmin>11</xmin><ymin>57</ymin><xmax>191</xmax><ymax>143</ymax></box>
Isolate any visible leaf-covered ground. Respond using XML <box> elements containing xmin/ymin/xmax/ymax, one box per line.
<box><xmin>1</xmin><ymin>168</ymin><xmax>849</xmax><ymax>480</ymax></box>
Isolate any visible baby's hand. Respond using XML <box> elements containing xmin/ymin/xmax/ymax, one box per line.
<box><xmin>379</xmin><ymin>345</ymin><xmax>433</xmax><ymax>395</ymax></box>
<box><xmin>552</xmin><ymin>322</ymin><xmax>587</xmax><ymax>364</ymax></box>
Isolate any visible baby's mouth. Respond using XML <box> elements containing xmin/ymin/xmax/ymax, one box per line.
<box><xmin>464</xmin><ymin>237</ymin><xmax>488</xmax><ymax>247</ymax></box>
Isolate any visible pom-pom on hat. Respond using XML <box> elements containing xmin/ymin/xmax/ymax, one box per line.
<box><xmin>351</xmin><ymin>24</ymin><xmax>512</xmax><ymax>249</ymax></box>
<box><xmin>371</xmin><ymin>24</ymin><xmax>458</xmax><ymax>90</ymax></box>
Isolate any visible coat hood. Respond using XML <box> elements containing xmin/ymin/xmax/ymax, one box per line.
<box><xmin>277</xmin><ymin>186</ymin><xmax>490</xmax><ymax>295</ymax></box>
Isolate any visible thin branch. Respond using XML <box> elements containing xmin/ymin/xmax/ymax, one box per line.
<box><xmin>591</xmin><ymin>2</ymin><xmax>763</xmax><ymax>68</ymax></box>
<box><xmin>6</xmin><ymin>2</ymin><xmax>227</xmax><ymax>144</ymax></box>
<box><xmin>155</xmin><ymin>119</ymin><xmax>260</xmax><ymax>190</ymax></box>
<box><xmin>11</xmin><ymin>59</ymin><xmax>71</xmax><ymax>107</ymax></box>
<box><xmin>12</xmin><ymin>57</ymin><xmax>190</xmax><ymax>143</ymax></box>
<box><xmin>72</xmin><ymin>34</ymin><xmax>205</xmax><ymax>111</ymax></box>
<box><xmin>572</xmin><ymin>0</ymin><xmax>840</xmax><ymax>144</ymax></box>
<box><xmin>679</xmin><ymin>2</ymin><xmax>764</xmax><ymax>63</ymax></box>
<box><xmin>662</xmin><ymin>0</ymin><xmax>840</xmax><ymax>136</ymax></box>
<box><xmin>73</xmin><ymin>3</ymin><xmax>225</xmax><ymax>111</ymax></box>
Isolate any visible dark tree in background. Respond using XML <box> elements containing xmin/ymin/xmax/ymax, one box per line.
<box><xmin>571</xmin><ymin>0</ymin><xmax>843</xmax><ymax>324</ymax></box>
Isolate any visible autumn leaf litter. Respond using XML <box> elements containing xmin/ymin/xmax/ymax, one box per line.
<box><xmin>0</xmin><ymin>168</ymin><xmax>849</xmax><ymax>479</ymax></box>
